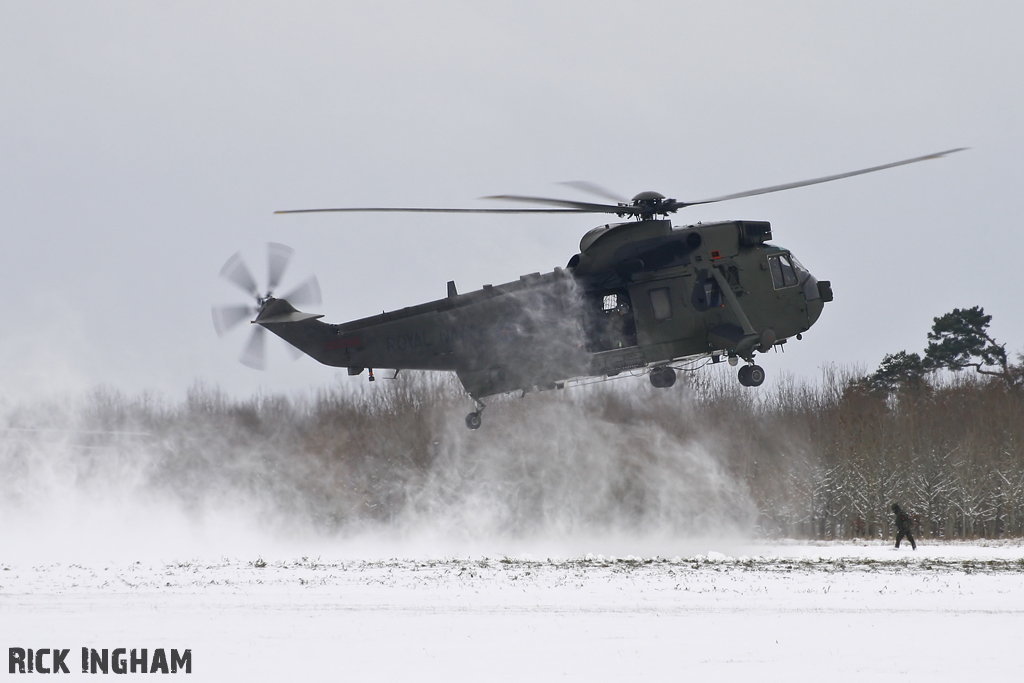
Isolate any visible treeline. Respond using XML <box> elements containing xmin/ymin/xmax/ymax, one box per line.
<box><xmin>2</xmin><ymin>366</ymin><xmax>1022</xmax><ymax>541</ymax></box>
<box><xmin>701</xmin><ymin>369</ymin><xmax>1024</xmax><ymax>540</ymax></box>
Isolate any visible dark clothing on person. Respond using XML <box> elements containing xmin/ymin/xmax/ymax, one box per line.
<box><xmin>895</xmin><ymin>529</ymin><xmax>915</xmax><ymax>550</ymax></box>
<box><xmin>892</xmin><ymin>504</ymin><xmax>917</xmax><ymax>550</ymax></box>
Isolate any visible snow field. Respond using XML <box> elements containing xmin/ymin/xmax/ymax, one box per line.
<box><xmin>3</xmin><ymin>542</ymin><xmax>1023</xmax><ymax>681</ymax></box>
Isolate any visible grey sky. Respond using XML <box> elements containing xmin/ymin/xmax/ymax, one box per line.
<box><xmin>2</xmin><ymin>1</ymin><xmax>1021</xmax><ymax>400</ymax></box>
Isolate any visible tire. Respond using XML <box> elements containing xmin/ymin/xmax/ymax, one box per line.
<box><xmin>737</xmin><ymin>365</ymin><xmax>752</xmax><ymax>386</ymax></box>
<box><xmin>650</xmin><ymin>367</ymin><xmax>677</xmax><ymax>389</ymax></box>
<box><xmin>747</xmin><ymin>365</ymin><xmax>766</xmax><ymax>387</ymax></box>
<box><xmin>465</xmin><ymin>412</ymin><xmax>482</xmax><ymax>430</ymax></box>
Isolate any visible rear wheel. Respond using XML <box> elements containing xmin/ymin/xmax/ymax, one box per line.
<box><xmin>649</xmin><ymin>367</ymin><xmax>677</xmax><ymax>388</ymax></box>
<box><xmin>465</xmin><ymin>412</ymin><xmax>482</xmax><ymax>430</ymax></box>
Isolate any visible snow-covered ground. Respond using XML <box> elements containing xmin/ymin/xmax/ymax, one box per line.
<box><xmin>4</xmin><ymin>541</ymin><xmax>1023</xmax><ymax>681</ymax></box>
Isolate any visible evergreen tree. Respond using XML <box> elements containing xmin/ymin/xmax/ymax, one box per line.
<box><xmin>924</xmin><ymin>306</ymin><xmax>1018</xmax><ymax>387</ymax></box>
<box><xmin>865</xmin><ymin>350</ymin><xmax>929</xmax><ymax>393</ymax></box>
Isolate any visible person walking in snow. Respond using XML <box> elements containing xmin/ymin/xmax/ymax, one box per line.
<box><xmin>891</xmin><ymin>503</ymin><xmax>917</xmax><ymax>550</ymax></box>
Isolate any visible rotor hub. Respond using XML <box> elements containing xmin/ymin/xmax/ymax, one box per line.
<box><xmin>631</xmin><ymin>191</ymin><xmax>666</xmax><ymax>203</ymax></box>
<box><xmin>626</xmin><ymin>191</ymin><xmax>678</xmax><ymax>219</ymax></box>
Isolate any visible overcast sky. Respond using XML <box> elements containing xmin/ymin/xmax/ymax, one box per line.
<box><xmin>2</xmin><ymin>1</ymin><xmax>1021</xmax><ymax>401</ymax></box>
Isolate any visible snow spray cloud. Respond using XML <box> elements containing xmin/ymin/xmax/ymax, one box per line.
<box><xmin>390</xmin><ymin>387</ymin><xmax>756</xmax><ymax>556</ymax></box>
<box><xmin>0</xmin><ymin>377</ymin><xmax>757</xmax><ymax>560</ymax></box>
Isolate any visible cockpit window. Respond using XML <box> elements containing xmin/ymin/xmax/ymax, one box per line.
<box><xmin>789</xmin><ymin>255</ymin><xmax>809</xmax><ymax>282</ymax></box>
<box><xmin>771</xmin><ymin>253</ymin><xmax>821</xmax><ymax>300</ymax></box>
<box><xmin>769</xmin><ymin>254</ymin><xmax>799</xmax><ymax>289</ymax></box>
<box><xmin>790</xmin><ymin>255</ymin><xmax>821</xmax><ymax>301</ymax></box>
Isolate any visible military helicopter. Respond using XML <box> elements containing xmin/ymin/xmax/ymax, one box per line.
<box><xmin>213</xmin><ymin>149</ymin><xmax>962</xmax><ymax>429</ymax></box>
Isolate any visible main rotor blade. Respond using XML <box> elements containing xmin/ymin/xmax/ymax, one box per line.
<box><xmin>559</xmin><ymin>181</ymin><xmax>628</xmax><ymax>204</ymax></box>
<box><xmin>282</xmin><ymin>275</ymin><xmax>322</xmax><ymax>308</ymax></box>
<box><xmin>275</xmin><ymin>207</ymin><xmax>592</xmax><ymax>214</ymax></box>
<box><xmin>240</xmin><ymin>325</ymin><xmax>267</xmax><ymax>370</ymax></box>
<box><xmin>211</xmin><ymin>304</ymin><xmax>256</xmax><ymax>337</ymax></box>
<box><xmin>219</xmin><ymin>252</ymin><xmax>260</xmax><ymax>298</ymax></box>
<box><xmin>267</xmin><ymin>242</ymin><xmax>294</xmax><ymax>293</ymax></box>
<box><xmin>682</xmin><ymin>148</ymin><xmax>968</xmax><ymax>207</ymax></box>
<box><xmin>481</xmin><ymin>195</ymin><xmax>629</xmax><ymax>213</ymax></box>
<box><xmin>275</xmin><ymin>148</ymin><xmax>964</xmax><ymax>218</ymax></box>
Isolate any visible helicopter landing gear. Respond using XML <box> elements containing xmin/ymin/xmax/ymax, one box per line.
<box><xmin>649</xmin><ymin>366</ymin><xmax>677</xmax><ymax>389</ymax></box>
<box><xmin>465</xmin><ymin>399</ymin><xmax>486</xmax><ymax>430</ymax></box>
<box><xmin>737</xmin><ymin>364</ymin><xmax>766</xmax><ymax>387</ymax></box>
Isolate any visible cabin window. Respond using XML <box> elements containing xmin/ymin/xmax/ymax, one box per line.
<box><xmin>649</xmin><ymin>287</ymin><xmax>672</xmax><ymax>321</ymax></box>
<box><xmin>769</xmin><ymin>254</ymin><xmax>799</xmax><ymax>289</ymax></box>
<box><xmin>602</xmin><ymin>294</ymin><xmax>618</xmax><ymax>311</ymax></box>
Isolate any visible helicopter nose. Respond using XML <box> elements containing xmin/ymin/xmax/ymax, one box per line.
<box><xmin>806</xmin><ymin>280</ymin><xmax>832</xmax><ymax>326</ymax></box>
<box><xmin>816</xmin><ymin>280</ymin><xmax>834</xmax><ymax>303</ymax></box>
<box><xmin>808</xmin><ymin>298</ymin><xmax>824</xmax><ymax>326</ymax></box>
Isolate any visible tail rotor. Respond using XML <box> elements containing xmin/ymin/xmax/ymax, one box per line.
<box><xmin>212</xmin><ymin>243</ymin><xmax>321</xmax><ymax>370</ymax></box>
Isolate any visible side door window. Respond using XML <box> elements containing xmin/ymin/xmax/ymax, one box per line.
<box><xmin>690</xmin><ymin>271</ymin><xmax>722</xmax><ymax>311</ymax></box>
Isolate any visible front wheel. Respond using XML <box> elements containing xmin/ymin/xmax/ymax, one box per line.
<box><xmin>738</xmin><ymin>364</ymin><xmax>765</xmax><ymax>387</ymax></box>
<box><xmin>465</xmin><ymin>412</ymin><xmax>482</xmax><ymax>430</ymax></box>
<box><xmin>741</xmin><ymin>366</ymin><xmax>765</xmax><ymax>387</ymax></box>
<box><xmin>747</xmin><ymin>365</ymin><xmax>765</xmax><ymax>386</ymax></box>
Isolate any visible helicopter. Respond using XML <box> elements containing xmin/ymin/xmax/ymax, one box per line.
<box><xmin>213</xmin><ymin>149</ymin><xmax>963</xmax><ymax>429</ymax></box>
